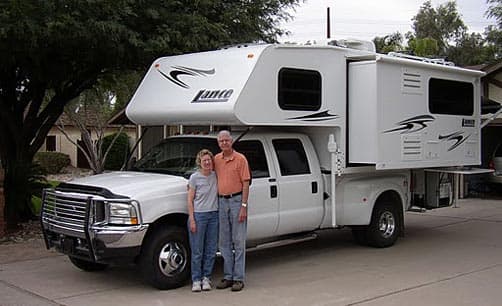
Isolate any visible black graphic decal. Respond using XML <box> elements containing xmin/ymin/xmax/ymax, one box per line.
<box><xmin>438</xmin><ymin>131</ymin><xmax>470</xmax><ymax>151</ymax></box>
<box><xmin>157</xmin><ymin>65</ymin><xmax>215</xmax><ymax>89</ymax></box>
<box><xmin>383</xmin><ymin>115</ymin><xmax>435</xmax><ymax>134</ymax></box>
<box><xmin>286</xmin><ymin>110</ymin><xmax>339</xmax><ymax>122</ymax></box>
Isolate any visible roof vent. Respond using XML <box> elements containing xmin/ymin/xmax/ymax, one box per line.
<box><xmin>329</xmin><ymin>39</ymin><xmax>376</xmax><ymax>52</ymax></box>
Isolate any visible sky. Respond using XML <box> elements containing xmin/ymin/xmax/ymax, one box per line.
<box><xmin>279</xmin><ymin>0</ymin><xmax>496</xmax><ymax>43</ymax></box>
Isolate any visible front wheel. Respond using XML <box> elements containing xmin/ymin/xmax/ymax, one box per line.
<box><xmin>366</xmin><ymin>202</ymin><xmax>401</xmax><ymax>248</ymax></box>
<box><xmin>139</xmin><ymin>226</ymin><xmax>190</xmax><ymax>290</ymax></box>
<box><xmin>68</xmin><ymin>256</ymin><xmax>108</xmax><ymax>271</ymax></box>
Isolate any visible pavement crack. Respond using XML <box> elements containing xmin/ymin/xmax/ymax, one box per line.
<box><xmin>346</xmin><ymin>263</ymin><xmax>502</xmax><ymax>306</ymax></box>
<box><xmin>55</xmin><ymin>284</ymin><xmax>138</xmax><ymax>301</ymax></box>
<box><xmin>0</xmin><ymin>279</ymin><xmax>66</xmax><ymax>306</ymax></box>
<box><xmin>430</xmin><ymin>218</ymin><xmax>470</xmax><ymax>229</ymax></box>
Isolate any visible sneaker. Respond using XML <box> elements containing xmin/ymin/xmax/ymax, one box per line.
<box><xmin>202</xmin><ymin>277</ymin><xmax>212</xmax><ymax>291</ymax></box>
<box><xmin>231</xmin><ymin>281</ymin><xmax>244</xmax><ymax>292</ymax></box>
<box><xmin>192</xmin><ymin>281</ymin><xmax>202</xmax><ymax>292</ymax></box>
<box><xmin>216</xmin><ymin>279</ymin><xmax>233</xmax><ymax>289</ymax></box>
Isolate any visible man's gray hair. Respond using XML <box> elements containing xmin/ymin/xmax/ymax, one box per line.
<box><xmin>217</xmin><ymin>130</ymin><xmax>232</xmax><ymax>139</ymax></box>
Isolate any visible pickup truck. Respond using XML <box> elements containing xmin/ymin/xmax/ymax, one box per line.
<box><xmin>41</xmin><ymin>131</ymin><xmax>409</xmax><ymax>289</ymax></box>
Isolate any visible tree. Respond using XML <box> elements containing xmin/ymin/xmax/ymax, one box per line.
<box><xmin>0</xmin><ymin>0</ymin><xmax>300</xmax><ymax>228</ymax></box>
<box><xmin>58</xmin><ymin>81</ymin><xmax>125</xmax><ymax>175</ymax></box>
<box><xmin>484</xmin><ymin>25</ymin><xmax>502</xmax><ymax>60</ymax></box>
<box><xmin>485</xmin><ymin>0</ymin><xmax>502</xmax><ymax>60</ymax></box>
<box><xmin>373</xmin><ymin>32</ymin><xmax>404</xmax><ymax>53</ymax></box>
<box><xmin>446</xmin><ymin>32</ymin><xmax>496</xmax><ymax>66</ymax></box>
<box><xmin>407</xmin><ymin>36</ymin><xmax>440</xmax><ymax>57</ymax></box>
<box><xmin>108</xmin><ymin>71</ymin><xmax>143</xmax><ymax>115</ymax></box>
<box><xmin>487</xmin><ymin>0</ymin><xmax>502</xmax><ymax>28</ymax></box>
<box><xmin>409</xmin><ymin>0</ymin><xmax>467</xmax><ymax>55</ymax></box>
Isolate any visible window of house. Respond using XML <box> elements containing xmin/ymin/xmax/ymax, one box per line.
<box><xmin>272</xmin><ymin>139</ymin><xmax>310</xmax><ymax>176</ymax></box>
<box><xmin>46</xmin><ymin>135</ymin><xmax>56</xmax><ymax>151</ymax></box>
<box><xmin>234</xmin><ymin>140</ymin><xmax>270</xmax><ymax>178</ymax></box>
<box><xmin>429</xmin><ymin>78</ymin><xmax>474</xmax><ymax>116</ymax></box>
<box><xmin>278</xmin><ymin>68</ymin><xmax>322</xmax><ymax>111</ymax></box>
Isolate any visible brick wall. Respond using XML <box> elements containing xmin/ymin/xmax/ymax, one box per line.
<box><xmin>0</xmin><ymin>169</ymin><xmax>5</xmax><ymax>237</ymax></box>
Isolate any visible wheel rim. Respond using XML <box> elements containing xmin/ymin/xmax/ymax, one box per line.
<box><xmin>158</xmin><ymin>241</ymin><xmax>188</xmax><ymax>277</ymax></box>
<box><xmin>378</xmin><ymin>211</ymin><xmax>396</xmax><ymax>238</ymax></box>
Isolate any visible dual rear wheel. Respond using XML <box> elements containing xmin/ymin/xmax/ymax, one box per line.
<box><xmin>352</xmin><ymin>201</ymin><xmax>401</xmax><ymax>248</ymax></box>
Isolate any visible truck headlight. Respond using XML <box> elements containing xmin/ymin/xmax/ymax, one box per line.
<box><xmin>107</xmin><ymin>202</ymin><xmax>139</xmax><ymax>225</ymax></box>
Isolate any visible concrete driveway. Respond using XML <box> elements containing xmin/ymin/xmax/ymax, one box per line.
<box><xmin>1</xmin><ymin>197</ymin><xmax>502</xmax><ymax>306</ymax></box>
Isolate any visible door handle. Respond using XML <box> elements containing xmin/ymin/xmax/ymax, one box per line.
<box><xmin>270</xmin><ymin>185</ymin><xmax>277</xmax><ymax>198</ymax></box>
<box><xmin>311</xmin><ymin>181</ymin><xmax>318</xmax><ymax>194</ymax></box>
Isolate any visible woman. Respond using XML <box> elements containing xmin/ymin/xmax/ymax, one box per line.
<box><xmin>187</xmin><ymin>149</ymin><xmax>219</xmax><ymax>292</ymax></box>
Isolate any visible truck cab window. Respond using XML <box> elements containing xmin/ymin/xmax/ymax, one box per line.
<box><xmin>429</xmin><ymin>78</ymin><xmax>474</xmax><ymax>116</ymax></box>
<box><xmin>234</xmin><ymin>140</ymin><xmax>269</xmax><ymax>178</ymax></box>
<box><xmin>133</xmin><ymin>137</ymin><xmax>219</xmax><ymax>177</ymax></box>
<box><xmin>272</xmin><ymin>139</ymin><xmax>310</xmax><ymax>176</ymax></box>
<box><xmin>278</xmin><ymin>68</ymin><xmax>321</xmax><ymax>111</ymax></box>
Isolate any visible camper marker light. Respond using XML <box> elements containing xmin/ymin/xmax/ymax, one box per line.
<box><xmin>247</xmin><ymin>53</ymin><xmax>254</xmax><ymax>58</ymax></box>
<box><xmin>155</xmin><ymin>63</ymin><xmax>160</xmax><ymax>68</ymax></box>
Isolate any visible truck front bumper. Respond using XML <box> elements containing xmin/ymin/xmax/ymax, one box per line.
<box><xmin>43</xmin><ymin>222</ymin><xmax>149</xmax><ymax>263</ymax></box>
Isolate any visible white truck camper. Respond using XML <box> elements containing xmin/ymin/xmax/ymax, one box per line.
<box><xmin>41</xmin><ymin>43</ymin><xmax>485</xmax><ymax>289</ymax></box>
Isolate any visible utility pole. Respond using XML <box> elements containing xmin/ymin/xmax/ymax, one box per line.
<box><xmin>327</xmin><ymin>6</ymin><xmax>331</xmax><ymax>39</ymax></box>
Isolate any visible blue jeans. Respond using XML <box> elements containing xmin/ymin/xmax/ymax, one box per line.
<box><xmin>188</xmin><ymin>211</ymin><xmax>219</xmax><ymax>282</ymax></box>
<box><xmin>219</xmin><ymin>195</ymin><xmax>247</xmax><ymax>281</ymax></box>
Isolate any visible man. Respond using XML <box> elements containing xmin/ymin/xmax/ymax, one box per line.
<box><xmin>214</xmin><ymin>130</ymin><xmax>250</xmax><ymax>292</ymax></box>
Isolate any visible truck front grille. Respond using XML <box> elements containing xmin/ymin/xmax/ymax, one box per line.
<box><xmin>42</xmin><ymin>190</ymin><xmax>89</xmax><ymax>236</ymax></box>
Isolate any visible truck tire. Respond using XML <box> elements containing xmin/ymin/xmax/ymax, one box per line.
<box><xmin>366</xmin><ymin>202</ymin><xmax>400</xmax><ymax>248</ymax></box>
<box><xmin>68</xmin><ymin>256</ymin><xmax>108</xmax><ymax>271</ymax></box>
<box><xmin>140</xmin><ymin>226</ymin><xmax>190</xmax><ymax>290</ymax></box>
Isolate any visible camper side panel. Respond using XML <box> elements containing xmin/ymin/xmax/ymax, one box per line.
<box><xmin>348</xmin><ymin>59</ymin><xmax>482</xmax><ymax>169</ymax></box>
<box><xmin>377</xmin><ymin>61</ymin><xmax>481</xmax><ymax>169</ymax></box>
<box><xmin>234</xmin><ymin>46</ymin><xmax>347</xmax><ymax>129</ymax></box>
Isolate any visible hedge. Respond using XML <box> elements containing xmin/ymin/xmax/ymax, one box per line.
<box><xmin>34</xmin><ymin>152</ymin><xmax>71</xmax><ymax>174</ymax></box>
<box><xmin>103</xmin><ymin>132</ymin><xmax>130</xmax><ymax>170</ymax></box>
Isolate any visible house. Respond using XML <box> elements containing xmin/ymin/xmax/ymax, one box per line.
<box><xmin>473</xmin><ymin>61</ymin><xmax>502</xmax><ymax>167</ymax></box>
<box><xmin>40</xmin><ymin>110</ymin><xmax>137</xmax><ymax>168</ymax></box>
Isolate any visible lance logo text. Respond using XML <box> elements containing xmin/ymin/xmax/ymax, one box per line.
<box><xmin>192</xmin><ymin>89</ymin><xmax>234</xmax><ymax>103</ymax></box>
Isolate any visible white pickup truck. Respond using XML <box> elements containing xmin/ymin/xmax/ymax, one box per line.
<box><xmin>41</xmin><ymin>42</ymin><xmax>484</xmax><ymax>289</ymax></box>
<box><xmin>41</xmin><ymin>130</ymin><xmax>409</xmax><ymax>289</ymax></box>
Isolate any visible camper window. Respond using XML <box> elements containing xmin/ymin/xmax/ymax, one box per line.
<box><xmin>278</xmin><ymin>68</ymin><xmax>321</xmax><ymax>111</ymax></box>
<box><xmin>272</xmin><ymin>139</ymin><xmax>311</xmax><ymax>176</ymax></box>
<box><xmin>428</xmin><ymin>78</ymin><xmax>474</xmax><ymax>116</ymax></box>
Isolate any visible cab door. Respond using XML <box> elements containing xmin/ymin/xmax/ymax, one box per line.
<box><xmin>234</xmin><ymin>139</ymin><xmax>279</xmax><ymax>240</ymax></box>
<box><xmin>268</xmin><ymin>136</ymin><xmax>324</xmax><ymax>235</ymax></box>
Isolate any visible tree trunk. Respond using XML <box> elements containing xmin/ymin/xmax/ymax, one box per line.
<box><xmin>3</xmin><ymin>158</ymin><xmax>35</xmax><ymax>230</ymax></box>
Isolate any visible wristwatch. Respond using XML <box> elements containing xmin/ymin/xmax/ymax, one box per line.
<box><xmin>241</xmin><ymin>202</ymin><xmax>248</xmax><ymax>208</ymax></box>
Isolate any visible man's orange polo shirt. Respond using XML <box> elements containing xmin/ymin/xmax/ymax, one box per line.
<box><xmin>214</xmin><ymin>150</ymin><xmax>250</xmax><ymax>195</ymax></box>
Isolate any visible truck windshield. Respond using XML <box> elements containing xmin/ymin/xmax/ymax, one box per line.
<box><xmin>132</xmin><ymin>137</ymin><xmax>219</xmax><ymax>178</ymax></box>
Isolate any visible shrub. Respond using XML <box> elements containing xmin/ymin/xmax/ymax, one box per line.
<box><xmin>31</xmin><ymin>182</ymin><xmax>59</xmax><ymax>216</ymax></box>
<box><xmin>34</xmin><ymin>152</ymin><xmax>71</xmax><ymax>174</ymax></box>
<box><xmin>103</xmin><ymin>132</ymin><xmax>130</xmax><ymax>170</ymax></box>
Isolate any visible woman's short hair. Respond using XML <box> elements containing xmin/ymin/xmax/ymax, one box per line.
<box><xmin>196</xmin><ymin>149</ymin><xmax>214</xmax><ymax>168</ymax></box>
